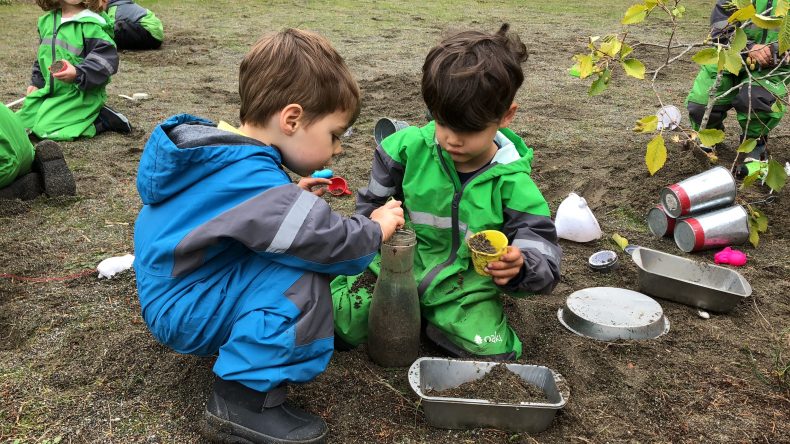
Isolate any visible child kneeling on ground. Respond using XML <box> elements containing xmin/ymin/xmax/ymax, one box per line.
<box><xmin>17</xmin><ymin>0</ymin><xmax>131</xmax><ymax>141</ymax></box>
<box><xmin>332</xmin><ymin>24</ymin><xmax>562</xmax><ymax>361</ymax></box>
<box><xmin>133</xmin><ymin>29</ymin><xmax>404</xmax><ymax>444</ymax></box>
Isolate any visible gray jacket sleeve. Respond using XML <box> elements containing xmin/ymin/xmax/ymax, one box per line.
<box><xmin>31</xmin><ymin>60</ymin><xmax>45</xmax><ymax>88</ymax></box>
<box><xmin>710</xmin><ymin>0</ymin><xmax>736</xmax><ymax>43</ymax></box>
<box><xmin>172</xmin><ymin>183</ymin><xmax>382</xmax><ymax>278</ymax></box>
<box><xmin>499</xmin><ymin>208</ymin><xmax>562</xmax><ymax>295</ymax></box>
<box><xmin>355</xmin><ymin>144</ymin><xmax>404</xmax><ymax>217</ymax></box>
<box><xmin>75</xmin><ymin>37</ymin><xmax>119</xmax><ymax>90</ymax></box>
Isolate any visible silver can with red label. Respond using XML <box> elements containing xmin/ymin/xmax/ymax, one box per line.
<box><xmin>673</xmin><ymin>205</ymin><xmax>749</xmax><ymax>252</ymax></box>
<box><xmin>646</xmin><ymin>204</ymin><xmax>678</xmax><ymax>237</ymax></box>
<box><xmin>659</xmin><ymin>166</ymin><xmax>736</xmax><ymax>218</ymax></box>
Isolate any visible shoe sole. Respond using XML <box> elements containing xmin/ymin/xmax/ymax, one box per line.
<box><xmin>33</xmin><ymin>141</ymin><xmax>76</xmax><ymax>197</ymax></box>
<box><xmin>202</xmin><ymin>410</ymin><xmax>327</xmax><ymax>444</ymax></box>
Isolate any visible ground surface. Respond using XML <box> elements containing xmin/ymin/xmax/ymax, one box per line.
<box><xmin>1</xmin><ymin>1</ymin><xmax>788</xmax><ymax>443</ymax></box>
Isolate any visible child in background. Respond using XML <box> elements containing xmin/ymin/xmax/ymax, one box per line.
<box><xmin>17</xmin><ymin>0</ymin><xmax>131</xmax><ymax>141</ymax></box>
<box><xmin>105</xmin><ymin>0</ymin><xmax>163</xmax><ymax>50</ymax></box>
<box><xmin>332</xmin><ymin>24</ymin><xmax>562</xmax><ymax>361</ymax></box>
<box><xmin>133</xmin><ymin>29</ymin><xmax>404</xmax><ymax>443</ymax></box>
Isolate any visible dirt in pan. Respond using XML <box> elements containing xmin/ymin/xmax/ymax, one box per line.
<box><xmin>426</xmin><ymin>363</ymin><xmax>550</xmax><ymax>404</ymax></box>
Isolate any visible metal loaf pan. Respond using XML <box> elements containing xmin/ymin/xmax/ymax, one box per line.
<box><xmin>408</xmin><ymin>357</ymin><xmax>569</xmax><ymax>433</ymax></box>
<box><xmin>631</xmin><ymin>247</ymin><xmax>752</xmax><ymax>313</ymax></box>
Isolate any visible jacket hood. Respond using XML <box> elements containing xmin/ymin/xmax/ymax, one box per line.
<box><xmin>136</xmin><ymin>114</ymin><xmax>282</xmax><ymax>205</ymax></box>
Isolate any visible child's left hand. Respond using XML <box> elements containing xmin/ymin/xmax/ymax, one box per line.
<box><xmin>52</xmin><ymin>60</ymin><xmax>77</xmax><ymax>83</ymax></box>
<box><xmin>485</xmin><ymin>245</ymin><xmax>524</xmax><ymax>286</ymax></box>
<box><xmin>297</xmin><ymin>177</ymin><xmax>331</xmax><ymax>196</ymax></box>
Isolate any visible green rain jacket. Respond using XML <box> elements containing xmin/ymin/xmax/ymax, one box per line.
<box><xmin>332</xmin><ymin>122</ymin><xmax>562</xmax><ymax>358</ymax></box>
<box><xmin>0</xmin><ymin>104</ymin><xmax>34</xmax><ymax>189</ymax></box>
<box><xmin>16</xmin><ymin>9</ymin><xmax>118</xmax><ymax>141</ymax></box>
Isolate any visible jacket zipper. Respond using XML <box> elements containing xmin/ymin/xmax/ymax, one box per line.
<box><xmin>48</xmin><ymin>11</ymin><xmax>59</xmax><ymax>97</ymax></box>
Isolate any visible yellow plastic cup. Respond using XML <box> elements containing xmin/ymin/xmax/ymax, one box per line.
<box><xmin>467</xmin><ymin>230</ymin><xmax>508</xmax><ymax>276</ymax></box>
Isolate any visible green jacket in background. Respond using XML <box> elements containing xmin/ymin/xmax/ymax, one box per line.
<box><xmin>16</xmin><ymin>9</ymin><xmax>118</xmax><ymax>141</ymax></box>
<box><xmin>107</xmin><ymin>0</ymin><xmax>163</xmax><ymax>49</ymax></box>
<box><xmin>0</xmin><ymin>104</ymin><xmax>35</xmax><ymax>189</ymax></box>
<box><xmin>332</xmin><ymin>122</ymin><xmax>562</xmax><ymax>358</ymax></box>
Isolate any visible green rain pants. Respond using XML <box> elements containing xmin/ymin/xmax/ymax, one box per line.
<box><xmin>332</xmin><ymin>256</ymin><xmax>523</xmax><ymax>358</ymax></box>
<box><xmin>0</xmin><ymin>104</ymin><xmax>35</xmax><ymax>189</ymax></box>
<box><xmin>686</xmin><ymin>64</ymin><xmax>790</xmax><ymax>139</ymax></box>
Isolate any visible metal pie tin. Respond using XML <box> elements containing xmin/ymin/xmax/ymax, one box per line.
<box><xmin>588</xmin><ymin>250</ymin><xmax>619</xmax><ymax>272</ymax></box>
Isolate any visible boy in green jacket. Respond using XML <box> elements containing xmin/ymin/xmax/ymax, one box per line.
<box><xmin>105</xmin><ymin>0</ymin><xmax>163</xmax><ymax>50</ymax></box>
<box><xmin>332</xmin><ymin>24</ymin><xmax>562</xmax><ymax>361</ymax></box>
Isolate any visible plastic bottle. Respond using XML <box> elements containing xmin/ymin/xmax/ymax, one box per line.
<box><xmin>367</xmin><ymin>228</ymin><xmax>420</xmax><ymax>367</ymax></box>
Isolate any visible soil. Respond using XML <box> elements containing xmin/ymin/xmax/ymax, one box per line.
<box><xmin>469</xmin><ymin>234</ymin><xmax>497</xmax><ymax>254</ymax></box>
<box><xmin>427</xmin><ymin>363</ymin><xmax>550</xmax><ymax>404</ymax></box>
<box><xmin>1</xmin><ymin>1</ymin><xmax>789</xmax><ymax>443</ymax></box>
<box><xmin>49</xmin><ymin>59</ymin><xmax>64</xmax><ymax>73</ymax></box>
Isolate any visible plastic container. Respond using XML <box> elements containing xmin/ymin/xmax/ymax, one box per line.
<box><xmin>327</xmin><ymin>176</ymin><xmax>352</xmax><ymax>196</ymax></box>
<box><xmin>555</xmin><ymin>192</ymin><xmax>602</xmax><ymax>242</ymax></box>
<box><xmin>659</xmin><ymin>166</ymin><xmax>736</xmax><ymax>218</ymax></box>
<box><xmin>367</xmin><ymin>229</ymin><xmax>420</xmax><ymax>367</ymax></box>
<box><xmin>656</xmin><ymin>105</ymin><xmax>681</xmax><ymax>131</ymax></box>
<box><xmin>467</xmin><ymin>230</ymin><xmax>508</xmax><ymax>275</ymax></box>
<box><xmin>408</xmin><ymin>358</ymin><xmax>569</xmax><ymax>433</ymax></box>
<box><xmin>673</xmin><ymin>205</ymin><xmax>749</xmax><ymax>252</ymax></box>
<box><xmin>374</xmin><ymin>118</ymin><xmax>409</xmax><ymax>145</ymax></box>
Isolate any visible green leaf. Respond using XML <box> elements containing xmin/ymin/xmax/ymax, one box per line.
<box><xmin>729</xmin><ymin>4</ymin><xmax>756</xmax><ymax>23</ymax></box>
<box><xmin>589</xmin><ymin>69</ymin><xmax>611</xmax><ymax>96</ymax></box>
<box><xmin>748</xmin><ymin>222</ymin><xmax>760</xmax><ymax>247</ymax></box>
<box><xmin>765</xmin><ymin>159</ymin><xmax>788</xmax><ymax>191</ymax></box>
<box><xmin>731</xmin><ymin>28</ymin><xmax>747</xmax><ymax>52</ymax></box>
<box><xmin>740</xmin><ymin>168</ymin><xmax>762</xmax><ymax>189</ymax></box>
<box><xmin>600</xmin><ymin>37</ymin><xmax>622</xmax><ymax>57</ymax></box>
<box><xmin>622</xmin><ymin>4</ymin><xmax>648</xmax><ymax>24</ymax></box>
<box><xmin>754</xmin><ymin>214</ymin><xmax>769</xmax><ymax>232</ymax></box>
<box><xmin>752</xmin><ymin>14</ymin><xmax>783</xmax><ymax>29</ymax></box>
<box><xmin>645</xmin><ymin>0</ymin><xmax>659</xmax><ymax>8</ymax></box>
<box><xmin>737</xmin><ymin>138</ymin><xmax>757</xmax><ymax>153</ymax></box>
<box><xmin>697</xmin><ymin>128</ymin><xmax>726</xmax><ymax>146</ymax></box>
<box><xmin>723</xmin><ymin>48</ymin><xmax>742</xmax><ymax>74</ymax></box>
<box><xmin>645</xmin><ymin>134</ymin><xmax>667</xmax><ymax>175</ymax></box>
<box><xmin>771</xmin><ymin>101</ymin><xmax>786</xmax><ymax>113</ymax></box>
<box><xmin>692</xmin><ymin>48</ymin><xmax>720</xmax><ymax>65</ymax></box>
<box><xmin>633</xmin><ymin>115</ymin><xmax>658</xmax><ymax>133</ymax></box>
<box><xmin>780</xmin><ymin>15</ymin><xmax>790</xmax><ymax>54</ymax></box>
<box><xmin>620</xmin><ymin>42</ymin><xmax>634</xmax><ymax>58</ymax></box>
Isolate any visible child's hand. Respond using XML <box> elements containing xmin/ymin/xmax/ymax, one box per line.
<box><xmin>297</xmin><ymin>177</ymin><xmax>331</xmax><ymax>196</ymax></box>
<box><xmin>26</xmin><ymin>85</ymin><xmax>38</xmax><ymax>95</ymax></box>
<box><xmin>52</xmin><ymin>60</ymin><xmax>77</xmax><ymax>83</ymax></box>
<box><xmin>486</xmin><ymin>246</ymin><xmax>524</xmax><ymax>286</ymax></box>
<box><xmin>370</xmin><ymin>199</ymin><xmax>405</xmax><ymax>242</ymax></box>
<box><xmin>748</xmin><ymin>44</ymin><xmax>773</xmax><ymax>67</ymax></box>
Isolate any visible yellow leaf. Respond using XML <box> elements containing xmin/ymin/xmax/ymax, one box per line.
<box><xmin>748</xmin><ymin>224</ymin><xmax>759</xmax><ymax>247</ymax></box>
<box><xmin>620</xmin><ymin>42</ymin><xmax>634</xmax><ymax>58</ymax></box>
<box><xmin>645</xmin><ymin>134</ymin><xmax>667</xmax><ymax>175</ymax></box>
<box><xmin>622</xmin><ymin>4</ymin><xmax>648</xmax><ymax>25</ymax></box>
<box><xmin>731</xmin><ymin>28</ymin><xmax>747</xmax><ymax>52</ymax></box>
<box><xmin>736</xmin><ymin>138</ymin><xmax>757</xmax><ymax>153</ymax></box>
<box><xmin>633</xmin><ymin>115</ymin><xmax>658</xmax><ymax>133</ymax></box>
<box><xmin>645</xmin><ymin>0</ymin><xmax>659</xmax><ymax>9</ymax></box>
<box><xmin>621</xmin><ymin>58</ymin><xmax>645</xmax><ymax>79</ymax></box>
<box><xmin>728</xmin><ymin>4</ymin><xmax>756</xmax><ymax>23</ymax></box>
<box><xmin>698</xmin><ymin>129</ymin><xmax>726</xmax><ymax>146</ymax></box>
<box><xmin>723</xmin><ymin>48</ymin><xmax>742</xmax><ymax>74</ymax></box>
<box><xmin>780</xmin><ymin>15</ymin><xmax>790</xmax><ymax>54</ymax></box>
<box><xmin>578</xmin><ymin>54</ymin><xmax>594</xmax><ymax>79</ymax></box>
<box><xmin>692</xmin><ymin>48</ymin><xmax>719</xmax><ymax>65</ymax></box>
<box><xmin>778</xmin><ymin>0</ymin><xmax>790</xmax><ymax>16</ymax></box>
<box><xmin>752</xmin><ymin>14</ymin><xmax>783</xmax><ymax>29</ymax></box>
<box><xmin>600</xmin><ymin>37</ymin><xmax>622</xmax><ymax>57</ymax></box>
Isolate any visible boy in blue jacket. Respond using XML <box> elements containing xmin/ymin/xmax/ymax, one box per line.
<box><xmin>133</xmin><ymin>29</ymin><xmax>404</xmax><ymax>444</ymax></box>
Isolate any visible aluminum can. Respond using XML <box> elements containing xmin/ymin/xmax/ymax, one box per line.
<box><xmin>374</xmin><ymin>118</ymin><xmax>409</xmax><ymax>145</ymax></box>
<box><xmin>646</xmin><ymin>204</ymin><xmax>678</xmax><ymax>237</ymax></box>
<box><xmin>673</xmin><ymin>205</ymin><xmax>749</xmax><ymax>252</ymax></box>
<box><xmin>659</xmin><ymin>166</ymin><xmax>736</xmax><ymax>218</ymax></box>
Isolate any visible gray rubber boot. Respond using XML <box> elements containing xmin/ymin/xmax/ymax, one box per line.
<box><xmin>33</xmin><ymin>140</ymin><xmax>76</xmax><ymax>197</ymax></box>
<box><xmin>203</xmin><ymin>377</ymin><xmax>327</xmax><ymax>444</ymax></box>
<box><xmin>425</xmin><ymin>323</ymin><xmax>516</xmax><ymax>362</ymax></box>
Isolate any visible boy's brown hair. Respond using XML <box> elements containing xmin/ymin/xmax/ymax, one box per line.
<box><xmin>37</xmin><ymin>0</ymin><xmax>105</xmax><ymax>13</ymax></box>
<box><xmin>239</xmin><ymin>28</ymin><xmax>361</xmax><ymax>127</ymax></box>
<box><xmin>422</xmin><ymin>23</ymin><xmax>528</xmax><ymax>132</ymax></box>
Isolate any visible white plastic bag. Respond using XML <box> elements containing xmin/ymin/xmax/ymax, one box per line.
<box><xmin>555</xmin><ymin>193</ymin><xmax>602</xmax><ymax>242</ymax></box>
<box><xmin>97</xmin><ymin>254</ymin><xmax>135</xmax><ymax>279</ymax></box>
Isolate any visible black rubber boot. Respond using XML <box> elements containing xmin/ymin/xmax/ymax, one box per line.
<box><xmin>203</xmin><ymin>377</ymin><xmax>327</xmax><ymax>444</ymax></box>
<box><xmin>0</xmin><ymin>172</ymin><xmax>43</xmax><ymax>201</ymax></box>
<box><xmin>32</xmin><ymin>140</ymin><xmax>76</xmax><ymax>197</ymax></box>
<box><xmin>97</xmin><ymin>105</ymin><xmax>132</xmax><ymax>134</ymax></box>
<box><xmin>425</xmin><ymin>323</ymin><xmax>516</xmax><ymax>362</ymax></box>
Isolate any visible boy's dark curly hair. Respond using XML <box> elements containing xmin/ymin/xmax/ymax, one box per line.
<box><xmin>37</xmin><ymin>0</ymin><xmax>105</xmax><ymax>13</ymax></box>
<box><xmin>422</xmin><ymin>23</ymin><xmax>529</xmax><ymax>132</ymax></box>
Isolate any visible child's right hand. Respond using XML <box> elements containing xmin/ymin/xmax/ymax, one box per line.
<box><xmin>26</xmin><ymin>86</ymin><xmax>38</xmax><ymax>95</ymax></box>
<box><xmin>370</xmin><ymin>199</ymin><xmax>405</xmax><ymax>242</ymax></box>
